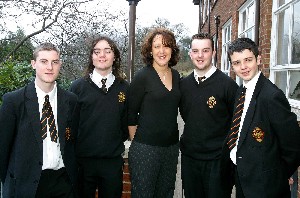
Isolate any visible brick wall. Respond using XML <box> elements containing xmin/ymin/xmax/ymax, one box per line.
<box><xmin>122</xmin><ymin>158</ymin><xmax>131</xmax><ymax>198</ymax></box>
<box><xmin>200</xmin><ymin>0</ymin><xmax>273</xmax><ymax>78</ymax></box>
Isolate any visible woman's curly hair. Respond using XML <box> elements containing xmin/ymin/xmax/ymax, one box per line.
<box><xmin>141</xmin><ymin>28</ymin><xmax>180</xmax><ymax>67</ymax></box>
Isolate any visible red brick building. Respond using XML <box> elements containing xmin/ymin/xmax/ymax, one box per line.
<box><xmin>192</xmin><ymin>0</ymin><xmax>300</xmax><ymax>196</ymax></box>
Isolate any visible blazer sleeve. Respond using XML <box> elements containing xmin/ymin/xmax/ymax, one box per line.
<box><xmin>0</xmin><ymin>93</ymin><xmax>17</xmax><ymax>181</ymax></box>
<box><xmin>268</xmin><ymin>89</ymin><xmax>300</xmax><ymax>177</ymax></box>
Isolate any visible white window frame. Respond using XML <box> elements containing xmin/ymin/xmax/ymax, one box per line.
<box><xmin>221</xmin><ymin>19</ymin><xmax>232</xmax><ymax>76</ymax></box>
<box><xmin>236</xmin><ymin>0</ymin><xmax>257</xmax><ymax>85</ymax></box>
<box><xmin>270</xmin><ymin>0</ymin><xmax>300</xmax><ymax>109</ymax></box>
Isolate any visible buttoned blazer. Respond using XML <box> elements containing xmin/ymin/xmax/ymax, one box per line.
<box><xmin>0</xmin><ymin>81</ymin><xmax>78</xmax><ymax>198</ymax></box>
<box><xmin>222</xmin><ymin>73</ymin><xmax>300</xmax><ymax>198</ymax></box>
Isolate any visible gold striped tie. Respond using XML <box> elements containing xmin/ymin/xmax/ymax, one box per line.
<box><xmin>40</xmin><ymin>95</ymin><xmax>58</xmax><ymax>142</ymax></box>
<box><xmin>227</xmin><ymin>87</ymin><xmax>246</xmax><ymax>150</ymax></box>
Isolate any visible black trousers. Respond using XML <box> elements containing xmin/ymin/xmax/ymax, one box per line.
<box><xmin>77</xmin><ymin>156</ymin><xmax>123</xmax><ymax>198</ymax></box>
<box><xmin>181</xmin><ymin>154</ymin><xmax>232</xmax><ymax>198</ymax></box>
<box><xmin>232</xmin><ymin>163</ymin><xmax>246</xmax><ymax>198</ymax></box>
<box><xmin>36</xmin><ymin>168</ymin><xmax>75</xmax><ymax>198</ymax></box>
<box><xmin>128</xmin><ymin>141</ymin><xmax>179</xmax><ymax>198</ymax></box>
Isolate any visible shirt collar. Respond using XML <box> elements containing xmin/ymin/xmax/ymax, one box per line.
<box><xmin>194</xmin><ymin>65</ymin><xmax>216</xmax><ymax>82</ymax></box>
<box><xmin>91</xmin><ymin>69</ymin><xmax>114</xmax><ymax>83</ymax></box>
<box><xmin>35</xmin><ymin>80</ymin><xmax>57</xmax><ymax>102</ymax></box>
<box><xmin>243</xmin><ymin>71</ymin><xmax>261</xmax><ymax>91</ymax></box>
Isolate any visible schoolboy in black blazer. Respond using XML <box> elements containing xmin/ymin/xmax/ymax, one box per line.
<box><xmin>224</xmin><ymin>37</ymin><xmax>300</xmax><ymax>198</ymax></box>
<box><xmin>0</xmin><ymin>43</ymin><xmax>78</xmax><ymax>198</ymax></box>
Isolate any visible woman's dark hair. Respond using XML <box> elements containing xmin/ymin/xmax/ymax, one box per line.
<box><xmin>85</xmin><ymin>36</ymin><xmax>124</xmax><ymax>80</ymax></box>
<box><xmin>141</xmin><ymin>28</ymin><xmax>180</xmax><ymax>67</ymax></box>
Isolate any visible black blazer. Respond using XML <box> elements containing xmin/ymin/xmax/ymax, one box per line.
<box><xmin>222</xmin><ymin>73</ymin><xmax>300</xmax><ymax>198</ymax></box>
<box><xmin>0</xmin><ymin>81</ymin><xmax>78</xmax><ymax>198</ymax></box>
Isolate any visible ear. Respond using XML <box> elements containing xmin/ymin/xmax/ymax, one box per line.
<box><xmin>31</xmin><ymin>60</ymin><xmax>36</xmax><ymax>69</ymax></box>
<box><xmin>212</xmin><ymin>50</ymin><xmax>216</xmax><ymax>59</ymax></box>
<box><xmin>188</xmin><ymin>50</ymin><xmax>192</xmax><ymax>59</ymax></box>
<box><xmin>257</xmin><ymin>55</ymin><xmax>262</xmax><ymax>65</ymax></box>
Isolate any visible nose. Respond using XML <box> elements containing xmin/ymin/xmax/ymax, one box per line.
<box><xmin>46</xmin><ymin>63</ymin><xmax>53</xmax><ymax>70</ymax></box>
<box><xmin>158</xmin><ymin>46</ymin><xmax>166</xmax><ymax>53</ymax></box>
<box><xmin>197</xmin><ymin>51</ymin><xmax>203</xmax><ymax>57</ymax></box>
<box><xmin>240</xmin><ymin>61</ymin><xmax>247</xmax><ymax>69</ymax></box>
<box><xmin>99</xmin><ymin>50</ymin><xmax>106</xmax><ymax>56</ymax></box>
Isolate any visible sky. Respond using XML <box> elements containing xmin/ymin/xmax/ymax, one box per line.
<box><xmin>110</xmin><ymin>0</ymin><xmax>199</xmax><ymax>36</ymax></box>
<box><xmin>4</xmin><ymin>0</ymin><xmax>199</xmax><ymax>37</ymax></box>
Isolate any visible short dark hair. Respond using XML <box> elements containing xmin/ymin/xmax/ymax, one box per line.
<box><xmin>227</xmin><ymin>38</ymin><xmax>259</xmax><ymax>63</ymax></box>
<box><xmin>190</xmin><ymin>32</ymin><xmax>214</xmax><ymax>51</ymax></box>
<box><xmin>141</xmin><ymin>27</ymin><xmax>180</xmax><ymax>67</ymax></box>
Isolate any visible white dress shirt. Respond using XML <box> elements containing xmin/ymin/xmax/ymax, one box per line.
<box><xmin>35</xmin><ymin>81</ymin><xmax>64</xmax><ymax>170</ymax></box>
<box><xmin>194</xmin><ymin>66</ymin><xmax>217</xmax><ymax>83</ymax></box>
<box><xmin>230</xmin><ymin>71</ymin><xmax>261</xmax><ymax>165</ymax></box>
<box><xmin>91</xmin><ymin>69</ymin><xmax>115</xmax><ymax>89</ymax></box>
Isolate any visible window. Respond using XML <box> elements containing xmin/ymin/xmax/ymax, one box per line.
<box><xmin>236</xmin><ymin>0</ymin><xmax>257</xmax><ymax>85</ymax></box>
<box><xmin>221</xmin><ymin>19</ymin><xmax>232</xmax><ymax>76</ymax></box>
<box><xmin>238</xmin><ymin>0</ymin><xmax>256</xmax><ymax>40</ymax></box>
<box><xmin>270</xmin><ymin>0</ymin><xmax>300</xmax><ymax>108</ymax></box>
<box><xmin>202</xmin><ymin>0</ymin><xmax>210</xmax><ymax>24</ymax></box>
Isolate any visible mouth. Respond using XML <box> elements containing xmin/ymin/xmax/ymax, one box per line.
<box><xmin>159</xmin><ymin>55</ymin><xmax>166</xmax><ymax>59</ymax></box>
<box><xmin>242</xmin><ymin>71</ymin><xmax>250</xmax><ymax>76</ymax></box>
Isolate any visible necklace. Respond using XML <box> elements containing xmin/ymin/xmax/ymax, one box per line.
<box><xmin>158</xmin><ymin>68</ymin><xmax>170</xmax><ymax>81</ymax></box>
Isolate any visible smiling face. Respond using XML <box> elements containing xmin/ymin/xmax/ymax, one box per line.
<box><xmin>151</xmin><ymin>34</ymin><xmax>172</xmax><ymax>68</ymax></box>
<box><xmin>31</xmin><ymin>50</ymin><xmax>61</xmax><ymax>92</ymax></box>
<box><xmin>92</xmin><ymin>39</ymin><xmax>115</xmax><ymax>75</ymax></box>
<box><xmin>230</xmin><ymin>49</ymin><xmax>260</xmax><ymax>83</ymax></box>
<box><xmin>189</xmin><ymin>38</ymin><xmax>215</xmax><ymax>75</ymax></box>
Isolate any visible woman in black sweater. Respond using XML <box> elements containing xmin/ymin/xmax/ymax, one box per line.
<box><xmin>128</xmin><ymin>28</ymin><xmax>181</xmax><ymax>198</ymax></box>
<box><xmin>70</xmin><ymin>36</ymin><xmax>129</xmax><ymax>198</ymax></box>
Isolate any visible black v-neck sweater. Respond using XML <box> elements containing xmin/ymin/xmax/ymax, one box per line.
<box><xmin>128</xmin><ymin>66</ymin><xmax>181</xmax><ymax>147</ymax></box>
<box><xmin>70</xmin><ymin>76</ymin><xmax>129</xmax><ymax>158</ymax></box>
<box><xmin>179</xmin><ymin>69</ymin><xmax>238</xmax><ymax>160</ymax></box>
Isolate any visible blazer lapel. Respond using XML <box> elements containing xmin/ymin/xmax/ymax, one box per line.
<box><xmin>237</xmin><ymin>73</ymin><xmax>265</xmax><ymax>149</ymax></box>
<box><xmin>57</xmin><ymin>87</ymin><xmax>69</xmax><ymax>155</ymax></box>
<box><xmin>25</xmin><ymin>81</ymin><xmax>43</xmax><ymax>152</ymax></box>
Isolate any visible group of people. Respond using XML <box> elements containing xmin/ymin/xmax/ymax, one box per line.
<box><xmin>0</xmin><ymin>27</ymin><xmax>299</xmax><ymax>198</ymax></box>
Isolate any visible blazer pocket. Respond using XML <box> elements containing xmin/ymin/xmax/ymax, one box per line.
<box><xmin>249</xmin><ymin>122</ymin><xmax>266</xmax><ymax>146</ymax></box>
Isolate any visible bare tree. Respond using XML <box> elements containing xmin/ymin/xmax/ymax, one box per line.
<box><xmin>0</xmin><ymin>0</ymin><xmax>129</xmax><ymax>81</ymax></box>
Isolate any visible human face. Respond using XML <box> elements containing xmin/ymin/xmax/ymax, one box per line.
<box><xmin>230</xmin><ymin>49</ymin><xmax>260</xmax><ymax>83</ymax></box>
<box><xmin>31</xmin><ymin>50</ymin><xmax>61</xmax><ymax>91</ymax></box>
<box><xmin>92</xmin><ymin>40</ymin><xmax>114</xmax><ymax>75</ymax></box>
<box><xmin>189</xmin><ymin>39</ymin><xmax>215</xmax><ymax>74</ymax></box>
<box><xmin>152</xmin><ymin>34</ymin><xmax>172</xmax><ymax>68</ymax></box>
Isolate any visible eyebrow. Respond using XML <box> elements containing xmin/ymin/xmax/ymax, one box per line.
<box><xmin>39</xmin><ymin>58</ymin><xmax>60</xmax><ymax>61</ymax></box>
<box><xmin>93</xmin><ymin>47</ymin><xmax>111</xmax><ymax>50</ymax></box>
<box><xmin>191</xmin><ymin>47</ymin><xmax>211</xmax><ymax>50</ymax></box>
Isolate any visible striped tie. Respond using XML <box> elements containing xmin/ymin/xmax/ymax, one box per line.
<box><xmin>227</xmin><ymin>87</ymin><xmax>246</xmax><ymax>150</ymax></box>
<box><xmin>40</xmin><ymin>95</ymin><xmax>58</xmax><ymax>142</ymax></box>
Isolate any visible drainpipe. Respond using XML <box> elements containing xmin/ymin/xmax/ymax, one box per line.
<box><xmin>208</xmin><ymin>0</ymin><xmax>211</xmax><ymax>34</ymax></box>
<box><xmin>255</xmin><ymin>0</ymin><xmax>260</xmax><ymax>45</ymax></box>
<box><xmin>214</xmin><ymin>15</ymin><xmax>220</xmax><ymax>66</ymax></box>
